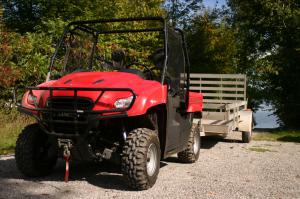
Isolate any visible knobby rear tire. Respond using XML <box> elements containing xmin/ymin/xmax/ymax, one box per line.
<box><xmin>177</xmin><ymin>123</ymin><xmax>201</xmax><ymax>163</ymax></box>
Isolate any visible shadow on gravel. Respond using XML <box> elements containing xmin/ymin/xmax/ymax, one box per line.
<box><xmin>277</xmin><ymin>136</ymin><xmax>300</xmax><ymax>143</ymax></box>
<box><xmin>201</xmin><ymin>136</ymin><xmax>242</xmax><ymax>149</ymax></box>
<box><xmin>0</xmin><ymin>157</ymin><xmax>129</xmax><ymax>191</ymax></box>
<box><xmin>0</xmin><ymin>155</ymin><xmax>170</xmax><ymax>192</ymax></box>
<box><xmin>0</xmin><ymin>183</ymin><xmax>55</xmax><ymax>199</ymax></box>
<box><xmin>0</xmin><ymin>155</ymin><xmax>57</xmax><ymax>199</ymax></box>
<box><xmin>71</xmin><ymin>161</ymin><xmax>129</xmax><ymax>190</ymax></box>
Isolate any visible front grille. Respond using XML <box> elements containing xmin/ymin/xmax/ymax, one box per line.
<box><xmin>47</xmin><ymin>97</ymin><xmax>93</xmax><ymax>110</ymax></box>
<box><xmin>43</xmin><ymin>97</ymin><xmax>94</xmax><ymax>135</ymax></box>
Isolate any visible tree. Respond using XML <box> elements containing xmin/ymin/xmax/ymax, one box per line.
<box><xmin>164</xmin><ymin>0</ymin><xmax>203</xmax><ymax>27</ymax></box>
<box><xmin>228</xmin><ymin>0</ymin><xmax>300</xmax><ymax>128</ymax></box>
<box><xmin>2</xmin><ymin>0</ymin><xmax>165</xmax><ymax>33</ymax></box>
<box><xmin>186</xmin><ymin>10</ymin><xmax>238</xmax><ymax>74</ymax></box>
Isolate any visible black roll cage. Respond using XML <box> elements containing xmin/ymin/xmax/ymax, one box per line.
<box><xmin>48</xmin><ymin>17</ymin><xmax>190</xmax><ymax>92</ymax></box>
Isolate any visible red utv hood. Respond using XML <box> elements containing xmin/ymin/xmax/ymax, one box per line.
<box><xmin>29</xmin><ymin>71</ymin><xmax>167</xmax><ymax>116</ymax></box>
<box><xmin>51</xmin><ymin>72</ymin><xmax>148</xmax><ymax>89</ymax></box>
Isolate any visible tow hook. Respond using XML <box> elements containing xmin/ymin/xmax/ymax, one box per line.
<box><xmin>58</xmin><ymin>139</ymin><xmax>72</xmax><ymax>183</ymax></box>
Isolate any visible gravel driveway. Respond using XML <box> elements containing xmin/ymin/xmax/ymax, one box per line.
<box><xmin>1</xmin><ymin>132</ymin><xmax>300</xmax><ymax>199</ymax></box>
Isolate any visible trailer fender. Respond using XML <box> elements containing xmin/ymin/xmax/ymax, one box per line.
<box><xmin>238</xmin><ymin>110</ymin><xmax>253</xmax><ymax>132</ymax></box>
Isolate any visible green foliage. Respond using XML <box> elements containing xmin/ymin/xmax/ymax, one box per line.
<box><xmin>164</xmin><ymin>0</ymin><xmax>203</xmax><ymax>27</ymax></box>
<box><xmin>186</xmin><ymin>10</ymin><xmax>238</xmax><ymax>74</ymax></box>
<box><xmin>228</xmin><ymin>0</ymin><xmax>300</xmax><ymax>128</ymax></box>
<box><xmin>0</xmin><ymin>30</ymin><xmax>53</xmax><ymax>100</ymax></box>
<box><xmin>2</xmin><ymin>0</ymin><xmax>165</xmax><ymax>32</ymax></box>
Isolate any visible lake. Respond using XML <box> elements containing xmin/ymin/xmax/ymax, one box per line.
<box><xmin>254</xmin><ymin>103</ymin><xmax>280</xmax><ymax>129</ymax></box>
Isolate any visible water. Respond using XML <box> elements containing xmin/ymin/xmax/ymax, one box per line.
<box><xmin>254</xmin><ymin>103</ymin><xmax>280</xmax><ymax>129</ymax></box>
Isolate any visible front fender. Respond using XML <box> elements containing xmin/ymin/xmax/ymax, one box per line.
<box><xmin>127</xmin><ymin>85</ymin><xmax>167</xmax><ymax>116</ymax></box>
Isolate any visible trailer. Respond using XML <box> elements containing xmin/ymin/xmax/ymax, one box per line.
<box><xmin>190</xmin><ymin>73</ymin><xmax>253</xmax><ymax>143</ymax></box>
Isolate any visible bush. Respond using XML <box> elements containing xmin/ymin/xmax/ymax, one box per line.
<box><xmin>0</xmin><ymin>30</ymin><xmax>54</xmax><ymax>102</ymax></box>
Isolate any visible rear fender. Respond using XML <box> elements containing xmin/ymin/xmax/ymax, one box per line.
<box><xmin>187</xmin><ymin>91</ymin><xmax>203</xmax><ymax>113</ymax></box>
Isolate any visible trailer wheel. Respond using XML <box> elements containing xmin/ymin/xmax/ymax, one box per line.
<box><xmin>121</xmin><ymin>128</ymin><xmax>160</xmax><ymax>190</ymax></box>
<box><xmin>15</xmin><ymin>123</ymin><xmax>58</xmax><ymax>177</ymax></box>
<box><xmin>177</xmin><ymin>123</ymin><xmax>201</xmax><ymax>163</ymax></box>
<box><xmin>242</xmin><ymin>131</ymin><xmax>252</xmax><ymax>143</ymax></box>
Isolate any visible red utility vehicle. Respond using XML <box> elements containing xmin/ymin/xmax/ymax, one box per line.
<box><xmin>16</xmin><ymin>17</ymin><xmax>203</xmax><ymax>190</ymax></box>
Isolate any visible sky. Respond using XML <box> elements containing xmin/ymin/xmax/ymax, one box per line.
<box><xmin>202</xmin><ymin>0</ymin><xmax>226</xmax><ymax>8</ymax></box>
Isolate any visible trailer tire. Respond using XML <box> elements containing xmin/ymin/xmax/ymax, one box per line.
<box><xmin>177</xmin><ymin>123</ymin><xmax>201</xmax><ymax>163</ymax></box>
<box><xmin>242</xmin><ymin>118</ymin><xmax>253</xmax><ymax>143</ymax></box>
<box><xmin>121</xmin><ymin>128</ymin><xmax>160</xmax><ymax>190</ymax></box>
<box><xmin>15</xmin><ymin>123</ymin><xmax>58</xmax><ymax>177</ymax></box>
<box><xmin>242</xmin><ymin>131</ymin><xmax>252</xmax><ymax>143</ymax></box>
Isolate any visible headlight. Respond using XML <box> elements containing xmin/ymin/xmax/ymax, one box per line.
<box><xmin>114</xmin><ymin>96</ymin><xmax>134</xmax><ymax>109</ymax></box>
<box><xmin>27</xmin><ymin>93</ymin><xmax>37</xmax><ymax>105</ymax></box>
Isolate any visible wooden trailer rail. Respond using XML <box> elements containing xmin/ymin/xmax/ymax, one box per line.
<box><xmin>189</xmin><ymin>73</ymin><xmax>247</xmax><ymax>103</ymax></box>
<box><xmin>189</xmin><ymin>73</ymin><xmax>252</xmax><ymax>138</ymax></box>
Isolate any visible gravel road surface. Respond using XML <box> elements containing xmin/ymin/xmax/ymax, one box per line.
<box><xmin>1</xmin><ymin>132</ymin><xmax>300</xmax><ymax>199</ymax></box>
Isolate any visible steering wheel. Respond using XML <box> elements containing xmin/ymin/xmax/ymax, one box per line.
<box><xmin>126</xmin><ymin>62</ymin><xmax>154</xmax><ymax>80</ymax></box>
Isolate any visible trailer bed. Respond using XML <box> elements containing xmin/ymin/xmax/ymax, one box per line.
<box><xmin>190</xmin><ymin>73</ymin><xmax>253</xmax><ymax>141</ymax></box>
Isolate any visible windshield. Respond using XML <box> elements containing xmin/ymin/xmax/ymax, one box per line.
<box><xmin>50</xmin><ymin>18</ymin><xmax>165</xmax><ymax>80</ymax></box>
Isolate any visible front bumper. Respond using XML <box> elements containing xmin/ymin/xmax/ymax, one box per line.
<box><xmin>18</xmin><ymin>86</ymin><xmax>136</xmax><ymax>137</ymax></box>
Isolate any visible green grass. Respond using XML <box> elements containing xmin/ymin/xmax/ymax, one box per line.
<box><xmin>0</xmin><ymin>109</ymin><xmax>33</xmax><ymax>155</ymax></box>
<box><xmin>253</xmin><ymin>129</ymin><xmax>300</xmax><ymax>143</ymax></box>
<box><xmin>248</xmin><ymin>146</ymin><xmax>274</xmax><ymax>152</ymax></box>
